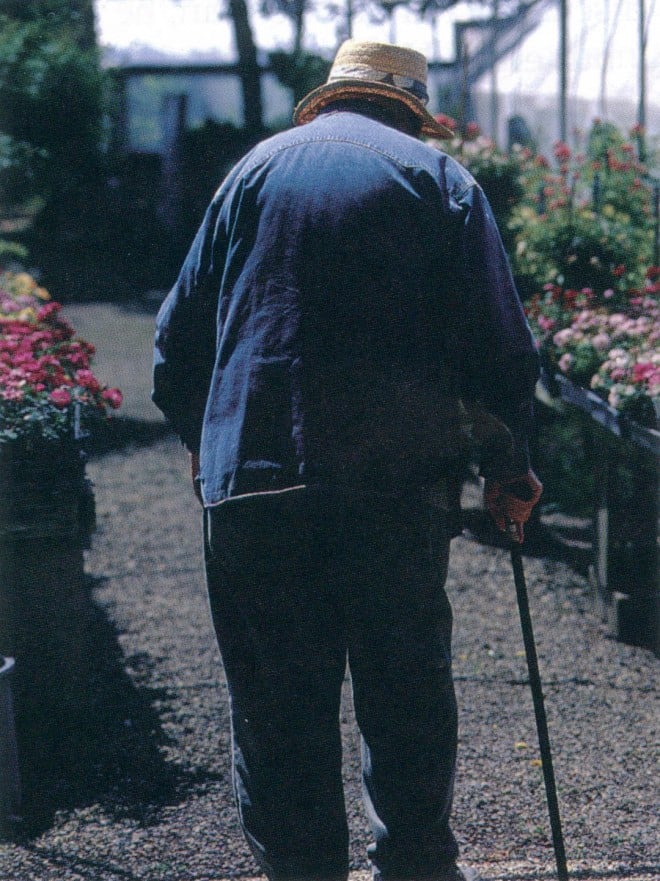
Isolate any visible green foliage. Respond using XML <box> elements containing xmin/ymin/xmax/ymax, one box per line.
<box><xmin>535</xmin><ymin>408</ymin><xmax>595</xmax><ymax>517</ymax></box>
<box><xmin>0</xmin><ymin>0</ymin><xmax>96</xmax><ymax>48</ymax></box>
<box><xmin>269</xmin><ymin>49</ymin><xmax>331</xmax><ymax>105</ymax></box>
<box><xmin>0</xmin><ymin>17</ymin><xmax>106</xmax><ymax>201</ymax></box>
<box><xmin>0</xmin><ymin>13</ymin><xmax>109</xmax><ymax>294</ymax></box>
<box><xmin>0</xmin><ymin>238</ymin><xmax>27</xmax><ymax>262</ymax></box>
<box><xmin>0</xmin><ymin>130</ymin><xmax>46</xmax><ymax>209</ymax></box>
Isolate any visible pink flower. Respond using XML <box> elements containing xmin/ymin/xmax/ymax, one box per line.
<box><xmin>610</xmin><ymin>368</ymin><xmax>626</xmax><ymax>381</ymax></box>
<box><xmin>558</xmin><ymin>353</ymin><xmax>574</xmax><ymax>373</ymax></box>
<box><xmin>75</xmin><ymin>369</ymin><xmax>101</xmax><ymax>393</ymax></box>
<box><xmin>603</xmin><ymin>288</ymin><xmax>615</xmax><ymax>299</ymax></box>
<box><xmin>553</xmin><ymin>328</ymin><xmax>574</xmax><ymax>347</ymax></box>
<box><xmin>50</xmin><ymin>387</ymin><xmax>72</xmax><ymax>408</ymax></box>
<box><xmin>1</xmin><ymin>388</ymin><xmax>24</xmax><ymax>402</ymax></box>
<box><xmin>592</xmin><ymin>333</ymin><xmax>611</xmax><ymax>351</ymax></box>
<box><xmin>36</xmin><ymin>302</ymin><xmax>62</xmax><ymax>322</ymax></box>
<box><xmin>632</xmin><ymin>362</ymin><xmax>657</xmax><ymax>383</ymax></box>
<box><xmin>102</xmin><ymin>387</ymin><xmax>123</xmax><ymax>410</ymax></box>
<box><xmin>537</xmin><ymin>315</ymin><xmax>556</xmax><ymax>332</ymax></box>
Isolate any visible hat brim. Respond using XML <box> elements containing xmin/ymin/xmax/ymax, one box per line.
<box><xmin>293</xmin><ymin>79</ymin><xmax>454</xmax><ymax>139</ymax></box>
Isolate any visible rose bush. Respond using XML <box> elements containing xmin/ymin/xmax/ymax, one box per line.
<box><xmin>509</xmin><ymin>127</ymin><xmax>655</xmax><ymax>298</ymax></box>
<box><xmin>0</xmin><ymin>270</ymin><xmax>122</xmax><ymax>442</ymax></box>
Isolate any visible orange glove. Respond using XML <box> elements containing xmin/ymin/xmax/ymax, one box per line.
<box><xmin>484</xmin><ymin>470</ymin><xmax>543</xmax><ymax>543</ymax></box>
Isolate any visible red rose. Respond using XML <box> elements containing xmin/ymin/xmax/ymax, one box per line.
<box><xmin>50</xmin><ymin>387</ymin><xmax>72</xmax><ymax>408</ymax></box>
<box><xmin>75</xmin><ymin>368</ymin><xmax>101</xmax><ymax>393</ymax></box>
<box><xmin>102</xmin><ymin>387</ymin><xmax>123</xmax><ymax>410</ymax></box>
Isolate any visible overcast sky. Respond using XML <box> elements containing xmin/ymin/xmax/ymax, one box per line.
<box><xmin>95</xmin><ymin>0</ymin><xmax>658</xmax><ymax>106</ymax></box>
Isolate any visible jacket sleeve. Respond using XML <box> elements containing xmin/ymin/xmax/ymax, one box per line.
<box><xmin>448</xmin><ymin>181</ymin><xmax>540</xmax><ymax>480</ymax></box>
<box><xmin>152</xmin><ymin>195</ymin><xmax>227</xmax><ymax>453</ymax></box>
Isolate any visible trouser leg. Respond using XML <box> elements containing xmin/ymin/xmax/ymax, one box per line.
<box><xmin>341</xmin><ymin>496</ymin><xmax>459</xmax><ymax>880</ymax></box>
<box><xmin>204</xmin><ymin>492</ymin><xmax>350</xmax><ymax>881</ymax></box>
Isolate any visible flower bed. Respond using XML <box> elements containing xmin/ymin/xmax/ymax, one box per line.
<box><xmin>526</xmin><ymin>268</ymin><xmax>659</xmax><ymax>429</ymax></box>
<box><xmin>0</xmin><ymin>270</ymin><xmax>122</xmax><ymax>445</ymax></box>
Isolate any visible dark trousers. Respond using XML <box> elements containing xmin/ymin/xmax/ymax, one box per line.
<box><xmin>204</xmin><ymin>487</ymin><xmax>459</xmax><ymax>881</ymax></box>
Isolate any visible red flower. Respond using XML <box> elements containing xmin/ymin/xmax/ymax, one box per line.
<box><xmin>75</xmin><ymin>368</ymin><xmax>101</xmax><ymax>393</ymax></box>
<box><xmin>435</xmin><ymin>113</ymin><xmax>457</xmax><ymax>132</ymax></box>
<box><xmin>36</xmin><ymin>302</ymin><xmax>62</xmax><ymax>322</ymax></box>
<box><xmin>50</xmin><ymin>387</ymin><xmax>72</xmax><ymax>408</ymax></box>
<box><xmin>464</xmin><ymin>121</ymin><xmax>480</xmax><ymax>140</ymax></box>
<box><xmin>102</xmin><ymin>387</ymin><xmax>123</xmax><ymax>410</ymax></box>
<box><xmin>612</xmin><ymin>264</ymin><xmax>626</xmax><ymax>278</ymax></box>
<box><xmin>553</xmin><ymin>141</ymin><xmax>571</xmax><ymax>162</ymax></box>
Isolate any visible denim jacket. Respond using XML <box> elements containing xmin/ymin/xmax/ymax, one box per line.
<box><xmin>153</xmin><ymin>107</ymin><xmax>539</xmax><ymax>506</ymax></box>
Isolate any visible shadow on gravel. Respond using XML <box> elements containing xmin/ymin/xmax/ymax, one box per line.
<box><xmin>9</xmin><ymin>570</ymin><xmax>220</xmax><ymax>840</ymax></box>
<box><xmin>84</xmin><ymin>418</ymin><xmax>173</xmax><ymax>459</ymax></box>
<box><xmin>461</xmin><ymin>508</ymin><xmax>592</xmax><ymax>577</ymax></box>
<box><xmin>486</xmin><ymin>870</ymin><xmax>659</xmax><ymax>880</ymax></box>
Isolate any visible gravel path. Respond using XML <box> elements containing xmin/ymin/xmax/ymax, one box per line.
<box><xmin>0</xmin><ymin>303</ymin><xmax>657</xmax><ymax>881</ymax></box>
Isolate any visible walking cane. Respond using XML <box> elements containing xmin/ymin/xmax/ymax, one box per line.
<box><xmin>507</xmin><ymin>519</ymin><xmax>569</xmax><ymax>881</ymax></box>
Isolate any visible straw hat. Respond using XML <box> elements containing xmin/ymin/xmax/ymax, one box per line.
<box><xmin>293</xmin><ymin>40</ymin><xmax>453</xmax><ymax>138</ymax></box>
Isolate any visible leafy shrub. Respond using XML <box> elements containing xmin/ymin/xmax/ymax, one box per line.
<box><xmin>510</xmin><ymin>129</ymin><xmax>655</xmax><ymax>298</ymax></box>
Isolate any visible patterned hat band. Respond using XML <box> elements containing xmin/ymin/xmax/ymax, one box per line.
<box><xmin>292</xmin><ymin>41</ymin><xmax>454</xmax><ymax>139</ymax></box>
<box><xmin>328</xmin><ymin>64</ymin><xmax>429</xmax><ymax>104</ymax></box>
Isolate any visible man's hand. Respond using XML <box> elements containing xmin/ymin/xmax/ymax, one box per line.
<box><xmin>190</xmin><ymin>452</ymin><xmax>203</xmax><ymax>506</ymax></box>
<box><xmin>484</xmin><ymin>470</ymin><xmax>543</xmax><ymax>543</ymax></box>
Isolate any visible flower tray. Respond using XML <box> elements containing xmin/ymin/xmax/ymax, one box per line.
<box><xmin>549</xmin><ymin>373</ymin><xmax>660</xmax><ymax>456</ymax></box>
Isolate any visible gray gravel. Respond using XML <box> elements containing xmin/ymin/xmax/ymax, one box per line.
<box><xmin>0</xmin><ymin>303</ymin><xmax>657</xmax><ymax>881</ymax></box>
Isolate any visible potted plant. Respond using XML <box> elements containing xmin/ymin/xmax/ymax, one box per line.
<box><xmin>0</xmin><ymin>269</ymin><xmax>122</xmax><ymax>655</ymax></box>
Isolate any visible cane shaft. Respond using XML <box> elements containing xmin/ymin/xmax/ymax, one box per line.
<box><xmin>511</xmin><ymin>545</ymin><xmax>569</xmax><ymax>881</ymax></box>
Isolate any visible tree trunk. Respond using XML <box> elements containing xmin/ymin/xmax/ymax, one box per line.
<box><xmin>227</xmin><ymin>0</ymin><xmax>264</xmax><ymax>135</ymax></box>
<box><xmin>293</xmin><ymin>1</ymin><xmax>305</xmax><ymax>53</ymax></box>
